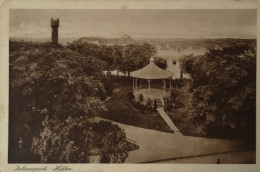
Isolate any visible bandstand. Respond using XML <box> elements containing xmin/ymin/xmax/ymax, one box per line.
<box><xmin>130</xmin><ymin>58</ymin><xmax>174</xmax><ymax>103</ymax></box>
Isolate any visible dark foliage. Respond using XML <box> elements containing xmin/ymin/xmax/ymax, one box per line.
<box><xmin>9</xmin><ymin>41</ymin><xmax>133</xmax><ymax>163</ymax></box>
<box><xmin>180</xmin><ymin>45</ymin><xmax>256</xmax><ymax>139</ymax></box>
<box><xmin>67</xmin><ymin>41</ymin><xmax>166</xmax><ymax>76</ymax></box>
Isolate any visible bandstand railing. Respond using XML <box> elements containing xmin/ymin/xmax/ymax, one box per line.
<box><xmin>152</xmin><ymin>85</ymin><xmax>164</xmax><ymax>90</ymax></box>
<box><xmin>136</xmin><ymin>85</ymin><xmax>170</xmax><ymax>92</ymax></box>
<box><xmin>136</xmin><ymin>85</ymin><xmax>148</xmax><ymax>90</ymax></box>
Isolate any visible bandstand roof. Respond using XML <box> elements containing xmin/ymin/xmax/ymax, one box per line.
<box><xmin>130</xmin><ymin>58</ymin><xmax>174</xmax><ymax>79</ymax></box>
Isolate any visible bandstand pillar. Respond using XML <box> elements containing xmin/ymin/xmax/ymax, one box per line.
<box><xmin>169</xmin><ymin>78</ymin><xmax>172</xmax><ymax>90</ymax></box>
<box><xmin>135</xmin><ymin>78</ymin><xmax>138</xmax><ymax>90</ymax></box>
<box><xmin>163</xmin><ymin>80</ymin><xmax>166</xmax><ymax>91</ymax></box>
<box><xmin>147</xmin><ymin>80</ymin><xmax>151</xmax><ymax>92</ymax></box>
<box><xmin>133</xmin><ymin>77</ymin><xmax>135</xmax><ymax>91</ymax></box>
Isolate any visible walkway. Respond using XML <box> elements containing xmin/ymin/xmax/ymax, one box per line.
<box><xmin>156</xmin><ymin>107</ymin><xmax>182</xmax><ymax>135</ymax></box>
<box><xmin>150</xmin><ymin>150</ymin><xmax>256</xmax><ymax>163</ymax></box>
<box><xmin>92</xmin><ymin>117</ymin><xmax>251</xmax><ymax>163</ymax></box>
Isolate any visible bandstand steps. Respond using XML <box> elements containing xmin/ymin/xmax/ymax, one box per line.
<box><xmin>156</xmin><ymin>108</ymin><xmax>182</xmax><ymax>135</ymax></box>
<box><xmin>155</xmin><ymin>99</ymin><xmax>163</xmax><ymax>108</ymax></box>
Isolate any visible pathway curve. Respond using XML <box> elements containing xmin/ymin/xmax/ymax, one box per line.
<box><xmin>92</xmin><ymin>117</ymin><xmax>249</xmax><ymax>163</ymax></box>
<box><xmin>156</xmin><ymin>108</ymin><xmax>182</xmax><ymax>135</ymax></box>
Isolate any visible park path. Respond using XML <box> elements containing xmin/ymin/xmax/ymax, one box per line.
<box><xmin>154</xmin><ymin>150</ymin><xmax>255</xmax><ymax>163</ymax></box>
<box><xmin>156</xmin><ymin>108</ymin><xmax>182</xmax><ymax>135</ymax></box>
<box><xmin>92</xmin><ymin>117</ymin><xmax>249</xmax><ymax>163</ymax></box>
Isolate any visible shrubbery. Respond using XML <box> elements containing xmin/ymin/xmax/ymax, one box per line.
<box><xmin>165</xmin><ymin>92</ymin><xmax>185</xmax><ymax>111</ymax></box>
<box><xmin>139</xmin><ymin>94</ymin><xmax>144</xmax><ymax>103</ymax></box>
<box><xmin>31</xmin><ymin>116</ymin><xmax>135</xmax><ymax>163</ymax></box>
<box><xmin>126</xmin><ymin>90</ymin><xmax>135</xmax><ymax>101</ymax></box>
<box><xmin>67</xmin><ymin>41</ymin><xmax>166</xmax><ymax>76</ymax></box>
<box><xmin>180</xmin><ymin>45</ymin><xmax>256</xmax><ymax>138</ymax></box>
<box><xmin>9</xmin><ymin>41</ymin><xmax>135</xmax><ymax>163</ymax></box>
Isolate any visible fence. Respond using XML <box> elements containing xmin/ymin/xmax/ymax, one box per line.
<box><xmin>124</xmin><ymin>138</ymin><xmax>139</xmax><ymax>149</ymax></box>
<box><xmin>89</xmin><ymin>141</ymin><xmax>139</xmax><ymax>156</ymax></box>
<box><xmin>136</xmin><ymin>85</ymin><xmax>170</xmax><ymax>92</ymax></box>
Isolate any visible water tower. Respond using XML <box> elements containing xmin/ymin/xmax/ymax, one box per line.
<box><xmin>50</xmin><ymin>18</ymin><xmax>59</xmax><ymax>44</ymax></box>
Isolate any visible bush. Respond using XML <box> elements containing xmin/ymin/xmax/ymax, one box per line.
<box><xmin>101</xmin><ymin>76</ymin><xmax>114</xmax><ymax>96</ymax></box>
<box><xmin>166</xmin><ymin>96</ymin><xmax>184</xmax><ymax>111</ymax></box>
<box><xmin>181</xmin><ymin>45</ymin><xmax>256</xmax><ymax>138</ymax></box>
<box><xmin>146</xmin><ymin>98</ymin><xmax>153</xmax><ymax>110</ymax></box>
<box><xmin>139</xmin><ymin>94</ymin><xmax>144</xmax><ymax>103</ymax></box>
<box><xmin>133</xmin><ymin>101</ymin><xmax>146</xmax><ymax>113</ymax></box>
<box><xmin>31</xmin><ymin>117</ymin><xmax>135</xmax><ymax>163</ymax></box>
<box><xmin>171</xmin><ymin>91</ymin><xmax>178</xmax><ymax>99</ymax></box>
<box><xmin>131</xmin><ymin>98</ymin><xmax>155</xmax><ymax>113</ymax></box>
<box><xmin>127</xmin><ymin>91</ymin><xmax>135</xmax><ymax>102</ymax></box>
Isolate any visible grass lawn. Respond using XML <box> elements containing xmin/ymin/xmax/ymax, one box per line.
<box><xmin>166</xmin><ymin>80</ymin><xmax>207</xmax><ymax>137</ymax></box>
<box><xmin>98</xmin><ymin>82</ymin><xmax>173</xmax><ymax>133</ymax></box>
<box><xmin>167</xmin><ymin>109</ymin><xmax>206</xmax><ymax>137</ymax></box>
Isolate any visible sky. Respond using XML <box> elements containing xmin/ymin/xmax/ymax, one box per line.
<box><xmin>9</xmin><ymin>9</ymin><xmax>257</xmax><ymax>39</ymax></box>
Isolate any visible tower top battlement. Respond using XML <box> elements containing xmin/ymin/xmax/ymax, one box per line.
<box><xmin>50</xmin><ymin>18</ymin><xmax>59</xmax><ymax>44</ymax></box>
<box><xmin>51</xmin><ymin>18</ymin><xmax>59</xmax><ymax>27</ymax></box>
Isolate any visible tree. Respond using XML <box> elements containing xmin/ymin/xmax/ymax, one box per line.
<box><xmin>67</xmin><ymin>41</ymin><xmax>119</xmax><ymax>71</ymax></box>
<box><xmin>118</xmin><ymin>43</ymin><xmax>157</xmax><ymax>76</ymax></box>
<box><xmin>31</xmin><ymin>116</ymin><xmax>133</xmax><ymax>163</ymax></box>
<box><xmin>31</xmin><ymin>116</ymin><xmax>93</xmax><ymax>163</ymax></box>
<box><xmin>9</xmin><ymin>42</ymin><xmax>106</xmax><ymax>120</ymax></box>
<box><xmin>180</xmin><ymin>45</ymin><xmax>256</xmax><ymax>138</ymax></box>
<box><xmin>91</xmin><ymin>120</ymin><xmax>135</xmax><ymax>163</ymax></box>
<box><xmin>67</xmin><ymin>41</ymin><xmax>161</xmax><ymax>77</ymax></box>
<box><xmin>154</xmin><ymin>56</ymin><xmax>167</xmax><ymax>69</ymax></box>
<box><xmin>9</xmin><ymin>41</ymin><xmax>135</xmax><ymax>163</ymax></box>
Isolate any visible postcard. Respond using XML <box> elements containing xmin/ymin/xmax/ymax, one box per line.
<box><xmin>0</xmin><ymin>0</ymin><xmax>259</xmax><ymax>172</ymax></box>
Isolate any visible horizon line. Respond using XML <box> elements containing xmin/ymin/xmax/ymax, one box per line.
<box><xmin>9</xmin><ymin>35</ymin><xmax>256</xmax><ymax>40</ymax></box>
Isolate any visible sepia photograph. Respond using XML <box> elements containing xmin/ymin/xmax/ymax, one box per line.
<box><xmin>7</xmin><ymin>8</ymin><xmax>257</xmax><ymax>164</ymax></box>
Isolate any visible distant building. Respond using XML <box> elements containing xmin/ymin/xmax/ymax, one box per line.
<box><xmin>166</xmin><ymin>57</ymin><xmax>181</xmax><ymax>79</ymax></box>
<box><xmin>166</xmin><ymin>57</ymin><xmax>190</xmax><ymax>79</ymax></box>
<box><xmin>78</xmin><ymin>36</ymin><xmax>135</xmax><ymax>45</ymax></box>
